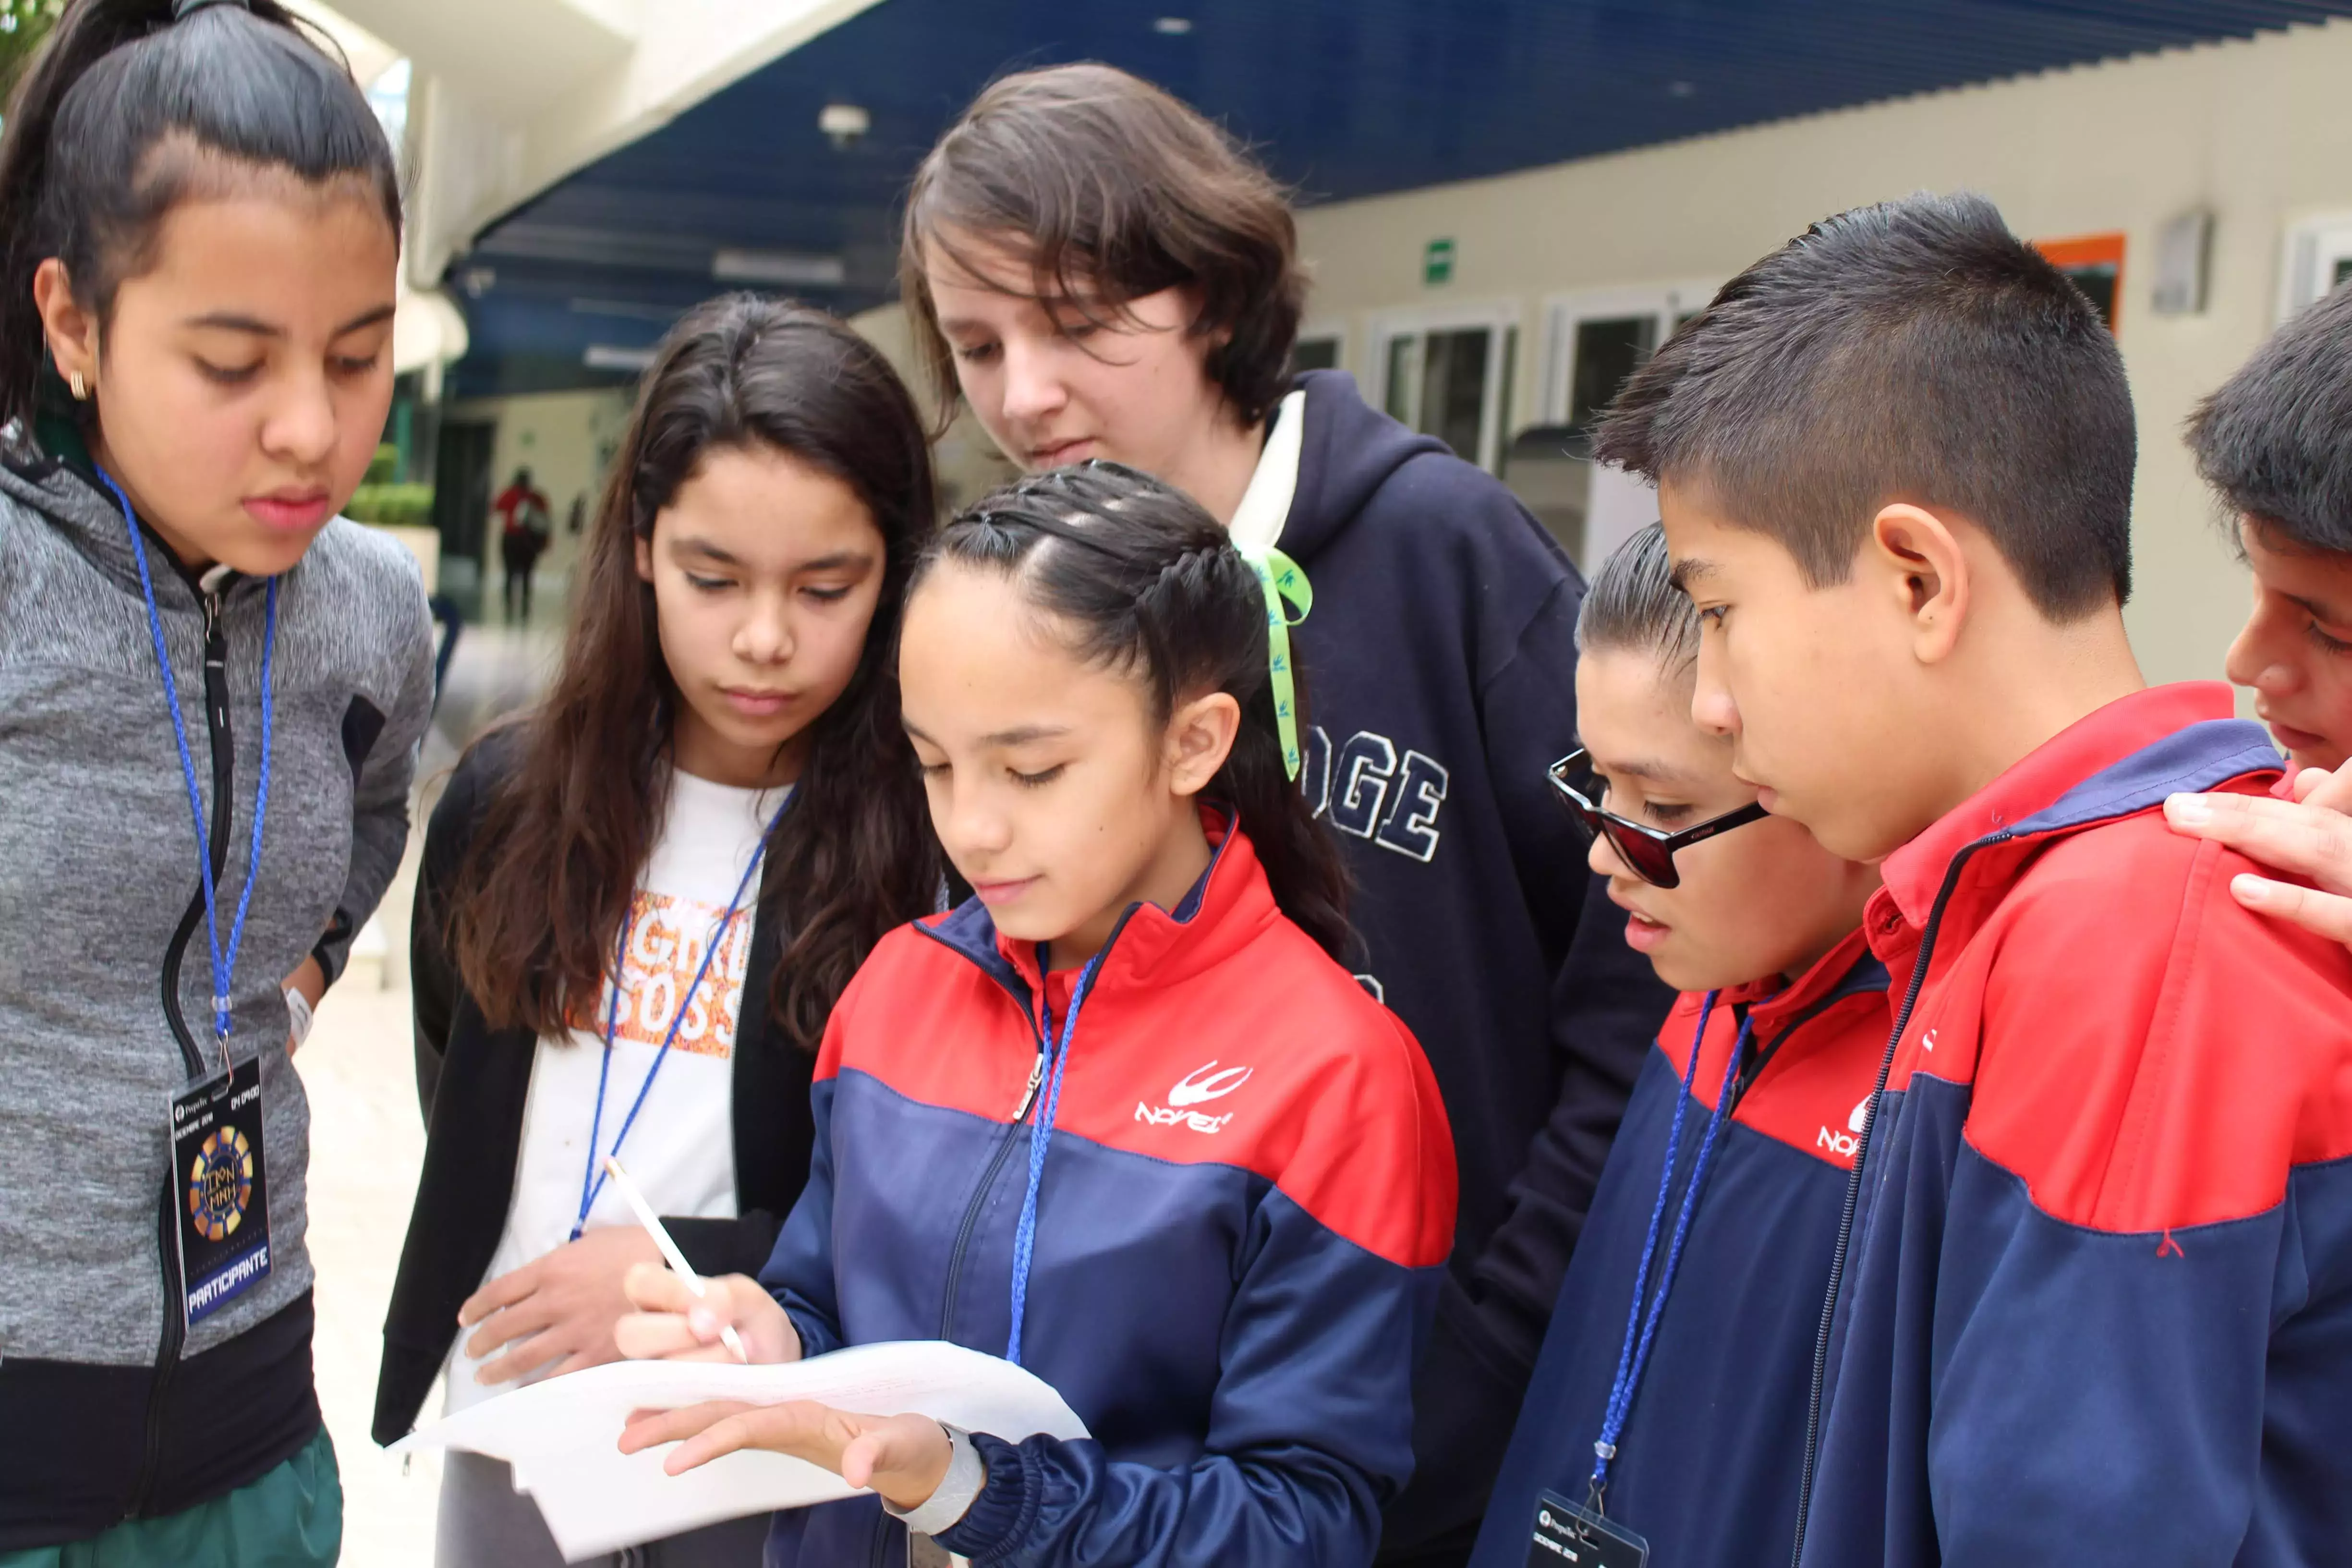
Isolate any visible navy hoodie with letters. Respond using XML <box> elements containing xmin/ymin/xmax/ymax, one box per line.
<box><xmin>1240</xmin><ymin>371</ymin><xmax>1675</xmax><ymax>1562</ymax></box>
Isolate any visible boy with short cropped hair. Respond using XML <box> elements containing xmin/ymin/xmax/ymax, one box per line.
<box><xmin>2188</xmin><ymin>280</ymin><xmax>2352</xmax><ymax>772</ymax></box>
<box><xmin>1596</xmin><ymin>192</ymin><xmax>2352</xmax><ymax>1568</ymax></box>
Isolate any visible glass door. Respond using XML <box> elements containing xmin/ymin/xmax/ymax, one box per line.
<box><xmin>1538</xmin><ymin>281</ymin><xmax>1718</xmax><ymax>432</ymax></box>
<box><xmin>1523</xmin><ymin>283</ymin><xmax>1717</xmax><ymax>576</ymax></box>
<box><xmin>1372</xmin><ymin>306</ymin><xmax>1519</xmax><ymax>473</ymax></box>
<box><xmin>1564</xmin><ymin>314</ymin><xmax>1656</xmax><ymax>430</ymax></box>
<box><xmin>1291</xmin><ymin>333</ymin><xmax>1342</xmax><ymax>374</ymax></box>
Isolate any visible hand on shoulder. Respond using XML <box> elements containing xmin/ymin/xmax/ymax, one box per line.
<box><xmin>2166</xmin><ymin>761</ymin><xmax>2352</xmax><ymax>947</ymax></box>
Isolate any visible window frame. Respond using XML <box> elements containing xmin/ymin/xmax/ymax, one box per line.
<box><xmin>2279</xmin><ymin>213</ymin><xmax>2352</xmax><ymax>322</ymax></box>
<box><xmin>1536</xmin><ymin>280</ymin><xmax>1720</xmax><ymax>430</ymax></box>
<box><xmin>1365</xmin><ymin>299</ymin><xmax>1524</xmax><ymax>473</ymax></box>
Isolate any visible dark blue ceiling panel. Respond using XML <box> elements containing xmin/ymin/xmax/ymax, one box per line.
<box><xmin>449</xmin><ymin>0</ymin><xmax>2352</xmax><ymax>396</ymax></box>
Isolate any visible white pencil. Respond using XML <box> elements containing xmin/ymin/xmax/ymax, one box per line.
<box><xmin>601</xmin><ymin>1154</ymin><xmax>750</xmax><ymax>1363</ymax></box>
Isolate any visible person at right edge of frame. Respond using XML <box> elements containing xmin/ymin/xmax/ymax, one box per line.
<box><xmin>1600</xmin><ymin>190</ymin><xmax>2352</xmax><ymax>1568</ymax></box>
<box><xmin>897</xmin><ymin>65</ymin><xmax>1676</xmax><ymax>1564</ymax></box>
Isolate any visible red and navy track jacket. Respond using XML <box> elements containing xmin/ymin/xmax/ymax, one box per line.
<box><xmin>1799</xmin><ymin>684</ymin><xmax>2352</xmax><ymax>1568</ymax></box>
<box><xmin>754</xmin><ymin>822</ymin><xmax>1457</xmax><ymax>1567</ymax></box>
<box><xmin>1467</xmin><ymin>932</ymin><xmax>1892</xmax><ymax>1568</ymax></box>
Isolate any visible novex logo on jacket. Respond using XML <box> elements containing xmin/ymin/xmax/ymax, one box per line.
<box><xmin>1136</xmin><ymin>1061</ymin><xmax>1254</xmax><ymax>1133</ymax></box>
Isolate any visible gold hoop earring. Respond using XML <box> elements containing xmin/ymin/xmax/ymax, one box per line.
<box><xmin>68</xmin><ymin>370</ymin><xmax>88</xmax><ymax>401</ymax></box>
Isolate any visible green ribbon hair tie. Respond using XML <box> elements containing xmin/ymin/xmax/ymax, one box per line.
<box><xmin>1239</xmin><ymin>544</ymin><xmax>1314</xmax><ymax>780</ymax></box>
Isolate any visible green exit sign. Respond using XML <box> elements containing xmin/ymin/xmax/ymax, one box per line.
<box><xmin>1424</xmin><ymin>238</ymin><xmax>1455</xmax><ymax>286</ymax></box>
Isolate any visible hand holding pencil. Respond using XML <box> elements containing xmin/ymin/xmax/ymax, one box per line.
<box><xmin>606</xmin><ymin>1155</ymin><xmax>801</xmax><ymax>1367</ymax></box>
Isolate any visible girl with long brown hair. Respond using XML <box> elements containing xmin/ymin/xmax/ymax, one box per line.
<box><xmin>372</xmin><ymin>295</ymin><xmax>942</xmax><ymax>1568</ymax></box>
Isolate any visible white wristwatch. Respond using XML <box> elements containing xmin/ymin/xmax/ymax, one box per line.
<box><xmin>284</xmin><ymin>985</ymin><xmax>315</xmax><ymax>1051</ymax></box>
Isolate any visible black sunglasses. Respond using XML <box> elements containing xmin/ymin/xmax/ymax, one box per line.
<box><xmin>1547</xmin><ymin>749</ymin><xmax>1770</xmax><ymax>889</ymax></box>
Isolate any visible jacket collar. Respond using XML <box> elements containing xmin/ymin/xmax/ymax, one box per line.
<box><xmin>1714</xmin><ymin>925</ymin><xmax>1889</xmax><ymax>1035</ymax></box>
<box><xmin>3</xmin><ymin>384</ymin><xmax>238</xmax><ymax>608</ymax></box>
<box><xmin>0</xmin><ymin>466</ymin><xmax>188</xmax><ymax>604</ymax></box>
<box><xmin>1228</xmin><ymin>389</ymin><xmax>1306</xmax><ymax>554</ymax></box>
<box><xmin>918</xmin><ymin>808</ymin><xmax>1283</xmax><ymax>1012</ymax></box>
<box><xmin>1878</xmin><ymin>683</ymin><xmax>2280</xmax><ymax>930</ymax></box>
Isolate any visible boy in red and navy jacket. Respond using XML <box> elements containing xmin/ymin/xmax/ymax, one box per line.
<box><xmin>1473</xmin><ymin>955</ymin><xmax>1890</xmax><ymax>1565</ymax></box>
<box><xmin>1601</xmin><ymin>193</ymin><xmax>2352</xmax><ymax>1567</ymax></box>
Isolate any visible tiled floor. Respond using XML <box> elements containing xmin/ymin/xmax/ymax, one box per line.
<box><xmin>297</xmin><ymin>602</ymin><xmax>564</xmax><ymax>1567</ymax></box>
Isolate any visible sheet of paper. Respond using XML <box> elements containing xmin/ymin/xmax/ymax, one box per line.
<box><xmin>394</xmin><ymin>1340</ymin><xmax>1089</xmax><ymax>1561</ymax></box>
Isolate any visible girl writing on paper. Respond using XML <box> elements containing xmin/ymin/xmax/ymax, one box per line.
<box><xmin>616</xmin><ymin>462</ymin><xmax>1457</xmax><ymax>1568</ymax></box>
<box><xmin>374</xmin><ymin>296</ymin><xmax>943</xmax><ymax>1568</ymax></box>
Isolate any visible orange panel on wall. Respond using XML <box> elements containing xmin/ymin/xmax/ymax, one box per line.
<box><xmin>2034</xmin><ymin>232</ymin><xmax>2127</xmax><ymax>332</ymax></box>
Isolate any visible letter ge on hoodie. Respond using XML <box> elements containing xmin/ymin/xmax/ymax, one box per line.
<box><xmin>1231</xmin><ymin>370</ymin><xmax>1675</xmax><ymax>1556</ymax></box>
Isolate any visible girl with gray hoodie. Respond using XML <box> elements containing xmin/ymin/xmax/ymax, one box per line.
<box><xmin>0</xmin><ymin>2</ymin><xmax>433</xmax><ymax>1563</ymax></box>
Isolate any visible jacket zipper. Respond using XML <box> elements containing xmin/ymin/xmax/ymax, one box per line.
<box><xmin>935</xmin><ymin>1033</ymin><xmax>1048</xmax><ymax>1341</ymax></box>
<box><xmin>1787</xmin><ymin>836</ymin><xmax>2001</xmax><ymax>1567</ymax></box>
<box><xmin>128</xmin><ymin>570</ymin><xmax>238</xmax><ymax>1519</ymax></box>
<box><xmin>927</xmin><ymin>908</ymin><xmax>1143</xmax><ymax>1344</ymax></box>
<box><xmin>1732</xmin><ymin>973</ymin><xmax>1879</xmax><ymax>1110</ymax></box>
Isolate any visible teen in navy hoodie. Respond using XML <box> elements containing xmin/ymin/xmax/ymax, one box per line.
<box><xmin>900</xmin><ymin>66</ymin><xmax>1674</xmax><ymax>1560</ymax></box>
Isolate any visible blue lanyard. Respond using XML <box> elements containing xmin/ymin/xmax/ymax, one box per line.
<box><xmin>571</xmin><ymin>788</ymin><xmax>792</xmax><ymax>1239</ymax></box>
<box><xmin>97</xmin><ymin>469</ymin><xmax>277</xmax><ymax>1068</ymax></box>
<box><xmin>1588</xmin><ymin>991</ymin><xmax>1755</xmax><ymax>1507</ymax></box>
<box><xmin>1005</xmin><ymin>946</ymin><xmax>1107</xmax><ymax>1368</ymax></box>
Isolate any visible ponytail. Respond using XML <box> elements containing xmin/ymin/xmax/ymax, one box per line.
<box><xmin>0</xmin><ymin>0</ymin><xmax>399</xmax><ymax>426</ymax></box>
<box><xmin>916</xmin><ymin>462</ymin><xmax>1352</xmax><ymax>960</ymax></box>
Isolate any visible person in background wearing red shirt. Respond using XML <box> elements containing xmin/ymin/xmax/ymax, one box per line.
<box><xmin>493</xmin><ymin>464</ymin><xmax>552</xmax><ymax>622</ymax></box>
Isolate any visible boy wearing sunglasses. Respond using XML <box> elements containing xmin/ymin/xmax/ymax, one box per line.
<box><xmin>1470</xmin><ymin>524</ymin><xmax>1882</xmax><ymax>1568</ymax></box>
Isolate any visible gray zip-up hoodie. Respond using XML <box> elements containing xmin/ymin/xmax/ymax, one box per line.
<box><xmin>0</xmin><ymin>425</ymin><xmax>433</xmax><ymax>1545</ymax></box>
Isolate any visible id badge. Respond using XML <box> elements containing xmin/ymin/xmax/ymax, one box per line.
<box><xmin>1528</xmin><ymin>1490</ymin><xmax>1648</xmax><ymax>1568</ymax></box>
<box><xmin>169</xmin><ymin>1056</ymin><xmax>272</xmax><ymax>1326</ymax></box>
<box><xmin>907</xmin><ymin>1535</ymin><xmax>968</xmax><ymax>1568</ymax></box>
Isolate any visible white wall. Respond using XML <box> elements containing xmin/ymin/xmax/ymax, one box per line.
<box><xmin>1291</xmin><ymin>19</ymin><xmax>2352</xmax><ymax>687</ymax></box>
<box><xmin>851</xmin><ymin>304</ymin><xmax>1021</xmax><ymax>517</ymax></box>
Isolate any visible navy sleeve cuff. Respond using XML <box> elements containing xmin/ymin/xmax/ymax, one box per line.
<box><xmin>934</xmin><ymin>1431</ymin><xmax>1039</xmax><ymax>1563</ymax></box>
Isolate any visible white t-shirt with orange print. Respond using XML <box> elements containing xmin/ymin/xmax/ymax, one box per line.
<box><xmin>443</xmin><ymin>769</ymin><xmax>788</xmax><ymax>1414</ymax></box>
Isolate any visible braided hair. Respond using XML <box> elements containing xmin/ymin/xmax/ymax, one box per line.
<box><xmin>914</xmin><ymin>462</ymin><xmax>1351</xmax><ymax>959</ymax></box>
